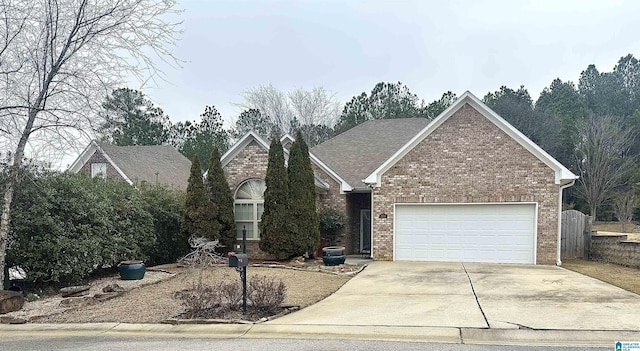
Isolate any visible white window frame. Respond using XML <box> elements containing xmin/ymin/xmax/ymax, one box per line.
<box><xmin>91</xmin><ymin>163</ymin><xmax>107</xmax><ymax>179</ymax></box>
<box><xmin>234</xmin><ymin>179</ymin><xmax>265</xmax><ymax>240</ymax></box>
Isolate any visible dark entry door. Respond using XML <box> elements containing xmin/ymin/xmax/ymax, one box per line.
<box><xmin>360</xmin><ymin>209</ymin><xmax>371</xmax><ymax>255</ymax></box>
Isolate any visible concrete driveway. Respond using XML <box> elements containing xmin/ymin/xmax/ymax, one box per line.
<box><xmin>270</xmin><ymin>261</ymin><xmax>640</xmax><ymax>330</ymax></box>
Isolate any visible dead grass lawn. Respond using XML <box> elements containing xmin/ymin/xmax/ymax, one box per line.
<box><xmin>37</xmin><ymin>265</ymin><xmax>352</xmax><ymax>323</ymax></box>
<box><xmin>562</xmin><ymin>259</ymin><xmax>640</xmax><ymax>295</ymax></box>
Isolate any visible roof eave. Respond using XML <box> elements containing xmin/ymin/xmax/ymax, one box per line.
<box><xmin>308</xmin><ymin>152</ymin><xmax>353</xmax><ymax>194</ymax></box>
<box><xmin>68</xmin><ymin>140</ymin><xmax>99</xmax><ymax>173</ymax></box>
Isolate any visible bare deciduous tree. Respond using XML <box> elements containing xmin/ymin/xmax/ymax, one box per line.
<box><xmin>576</xmin><ymin>114</ymin><xmax>636</xmax><ymax>220</ymax></box>
<box><xmin>613</xmin><ymin>189</ymin><xmax>639</xmax><ymax>232</ymax></box>
<box><xmin>234</xmin><ymin>84</ymin><xmax>340</xmax><ymax>145</ymax></box>
<box><xmin>0</xmin><ymin>0</ymin><xmax>181</xmax><ymax>285</ymax></box>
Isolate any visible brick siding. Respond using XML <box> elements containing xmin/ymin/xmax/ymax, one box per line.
<box><xmin>372</xmin><ymin>103</ymin><xmax>560</xmax><ymax>264</ymax></box>
<box><xmin>78</xmin><ymin>150</ymin><xmax>126</xmax><ymax>182</ymax></box>
<box><xmin>224</xmin><ymin>140</ymin><xmax>269</xmax><ymax>191</ymax></box>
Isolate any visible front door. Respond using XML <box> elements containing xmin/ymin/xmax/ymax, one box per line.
<box><xmin>360</xmin><ymin>209</ymin><xmax>371</xmax><ymax>255</ymax></box>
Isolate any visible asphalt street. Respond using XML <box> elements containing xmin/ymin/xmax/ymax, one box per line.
<box><xmin>0</xmin><ymin>336</ymin><xmax>611</xmax><ymax>351</ymax></box>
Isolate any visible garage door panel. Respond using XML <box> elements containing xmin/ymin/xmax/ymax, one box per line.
<box><xmin>395</xmin><ymin>204</ymin><xmax>536</xmax><ymax>264</ymax></box>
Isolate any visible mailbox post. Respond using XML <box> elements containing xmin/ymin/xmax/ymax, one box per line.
<box><xmin>242</xmin><ymin>225</ymin><xmax>247</xmax><ymax>314</ymax></box>
<box><xmin>228</xmin><ymin>226</ymin><xmax>248</xmax><ymax>314</ymax></box>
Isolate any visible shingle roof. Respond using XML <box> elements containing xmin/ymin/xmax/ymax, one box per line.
<box><xmin>311</xmin><ymin>118</ymin><xmax>432</xmax><ymax>189</ymax></box>
<box><xmin>98</xmin><ymin>143</ymin><xmax>192</xmax><ymax>191</ymax></box>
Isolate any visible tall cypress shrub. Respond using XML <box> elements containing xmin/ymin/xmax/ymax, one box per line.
<box><xmin>181</xmin><ymin>155</ymin><xmax>220</xmax><ymax>242</ymax></box>
<box><xmin>288</xmin><ymin>131</ymin><xmax>320</xmax><ymax>256</ymax></box>
<box><xmin>205</xmin><ymin>147</ymin><xmax>236</xmax><ymax>253</ymax></box>
<box><xmin>260</xmin><ymin>137</ymin><xmax>293</xmax><ymax>259</ymax></box>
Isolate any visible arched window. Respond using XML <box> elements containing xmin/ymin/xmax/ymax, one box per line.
<box><xmin>234</xmin><ymin>179</ymin><xmax>266</xmax><ymax>240</ymax></box>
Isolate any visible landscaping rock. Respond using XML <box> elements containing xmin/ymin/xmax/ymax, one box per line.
<box><xmin>102</xmin><ymin>283</ymin><xmax>125</xmax><ymax>293</ymax></box>
<box><xmin>0</xmin><ymin>315</ymin><xmax>27</xmax><ymax>324</ymax></box>
<box><xmin>93</xmin><ymin>292</ymin><xmax>121</xmax><ymax>302</ymax></box>
<box><xmin>289</xmin><ymin>257</ymin><xmax>305</xmax><ymax>267</ymax></box>
<box><xmin>0</xmin><ymin>290</ymin><xmax>24</xmax><ymax>314</ymax></box>
<box><xmin>59</xmin><ymin>285</ymin><xmax>90</xmax><ymax>298</ymax></box>
<box><xmin>59</xmin><ymin>296</ymin><xmax>93</xmax><ymax>307</ymax></box>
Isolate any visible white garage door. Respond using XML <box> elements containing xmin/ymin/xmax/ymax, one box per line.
<box><xmin>395</xmin><ymin>204</ymin><xmax>536</xmax><ymax>264</ymax></box>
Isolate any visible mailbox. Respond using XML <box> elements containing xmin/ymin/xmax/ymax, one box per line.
<box><xmin>228</xmin><ymin>253</ymin><xmax>248</xmax><ymax>267</ymax></box>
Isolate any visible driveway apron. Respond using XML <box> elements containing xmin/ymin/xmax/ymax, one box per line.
<box><xmin>270</xmin><ymin>261</ymin><xmax>640</xmax><ymax>331</ymax></box>
<box><xmin>270</xmin><ymin>261</ymin><xmax>488</xmax><ymax>328</ymax></box>
<box><xmin>465</xmin><ymin>263</ymin><xmax>640</xmax><ymax>330</ymax></box>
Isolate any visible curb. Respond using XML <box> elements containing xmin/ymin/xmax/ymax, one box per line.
<box><xmin>2</xmin><ymin>323</ymin><xmax>639</xmax><ymax>346</ymax></box>
<box><xmin>462</xmin><ymin>328</ymin><xmax>640</xmax><ymax>347</ymax></box>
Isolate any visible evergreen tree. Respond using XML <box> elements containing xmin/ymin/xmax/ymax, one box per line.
<box><xmin>288</xmin><ymin>131</ymin><xmax>320</xmax><ymax>256</ymax></box>
<box><xmin>99</xmin><ymin>88</ymin><xmax>171</xmax><ymax>146</ymax></box>
<box><xmin>181</xmin><ymin>155</ymin><xmax>220</xmax><ymax>242</ymax></box>
<box><xmin>205</xmin><ymin>147</ymin><xmax>236</xmax><ymax>253</ymax></box>
<box><xmin>260</xmin><ymin>137</ymin><xmax>293</xmax><ymax>259</ymax></box>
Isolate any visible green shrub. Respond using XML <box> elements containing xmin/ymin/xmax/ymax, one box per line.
<box><xmin>7</xmin><ymin>172</ymin><xmax>154</xmax><ymax>285</ymax></box>
<box><xmin>319</xmin><ymin>209</ymin><xmax>346</xmax><ymax>246</ymax></box>
<box><xmin>205</xmin><ymin>147</ymin><xmax>236</xmax><ymax>253</ymax></box>
<box><xmin>27</xmin><ymin>293</ymin><xmax>40</xmax><ymax>302</ymax></box>
<box><xmin>182</xmin><ymin>155</ymin><xmax>220</xmax><ymax>241</ymax></box>
<box><xmin>139</xmin><ymin>184</ymin><xmax>187</xmax><ymax>266</ymax></box>
<box><xmin>260</xmin><ymin>137</ymin><xmax>293</xmax><ymax>259</ymax></box>
<box><xmin>288</xmin><ymin>131</ymin><xmax>320</xmax><ymax>256</ymax></box>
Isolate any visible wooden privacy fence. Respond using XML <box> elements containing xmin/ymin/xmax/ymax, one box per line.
<box><xmin>561</xmin><ymin>210</ymin><xmax>592</xmax><ymax>259</ymax></box>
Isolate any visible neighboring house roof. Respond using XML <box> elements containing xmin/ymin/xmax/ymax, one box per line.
<box><xmin>69</xmin><ymin>141</ymin><xmax>192</xmax><ymax>190</ymax></box>
<box><xmin>363</xmin><ymin>91</ymin><xmax>579</xmax><ymax>186</ymax></box>
<box><xmin>311</xmin><ymin>118</ymin><xmax>432</xmax><ymax>190</ymax></box>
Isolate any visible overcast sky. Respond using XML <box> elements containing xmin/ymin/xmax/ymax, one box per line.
<box><xmin>139</xmin><ymin>0</ymin><xmax>640</xmax><ymax>129</ymax></box>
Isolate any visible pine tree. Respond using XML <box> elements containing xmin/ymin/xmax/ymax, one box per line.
<box><xmin>181</xmin><ymin>155</ymin><xmax>220</xmax><ymax>243</ymax></box>
<box><xmin>288</xmin><ymin>131</ymin><xmax>320</xmax><ymax>256</ymax></box>
<box><xmin>205</xmin><ymin>147</ymin><xmax>236</xmax><ymax>253</ymax></box>
<box><xmin>260</xmin><ymin>137</ymin><xmax>293</xmax><ymax>259</ymax></box>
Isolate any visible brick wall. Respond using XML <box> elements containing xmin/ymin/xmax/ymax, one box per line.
<box><xmin>78</xmin><ymin>150</ymin><xmax>126</xmax><ymax>182</ymax></box>
<box><xmin>223</xmin><ymin>140</ymin><xmax>269</xmax><ymax>191</ymax></box>
<box><xmin>223</xmin><ymin>140</ymin><xmax>351</xmax><ymax>258</ymax></box>
<box><xmin>372</xmin><ymin>103</ymin><xmax>560</xmax><ymax>264</ymax></box>
<box><xmin>590</xmin><ymin>235</ymin><xmax>640</xmax><ymax>269</ymax></box>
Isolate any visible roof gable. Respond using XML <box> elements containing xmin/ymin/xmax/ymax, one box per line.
<box><xmin>363</xmin><ymin>91</ymin><xmax>578</xmax><ymax>186</ymax></box>
<box><xmin>69</xmin><ymin>141</ymin><xmax>132</xmax><ymax>183</ymax></box>
<box><xmin>221</xmin><ymin>131</ymin><xmax>271</xmax><ymax>168</ymax></box>
<box><xmin>280</xmin><ymin>134</ymin><xmax>295</xmax><ymax>151</ymax></box>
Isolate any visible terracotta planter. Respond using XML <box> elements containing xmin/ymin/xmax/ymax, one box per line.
<box><xmin>118</xmin><ymin>260</ymin><xmax>146</xmax><ymax>280</ymax></box>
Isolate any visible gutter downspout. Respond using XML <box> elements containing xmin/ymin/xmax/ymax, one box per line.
<box><xmin>557</xmin><ymin>179</ymin><xmax>576</xmax><ymax>266</ymax></box>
